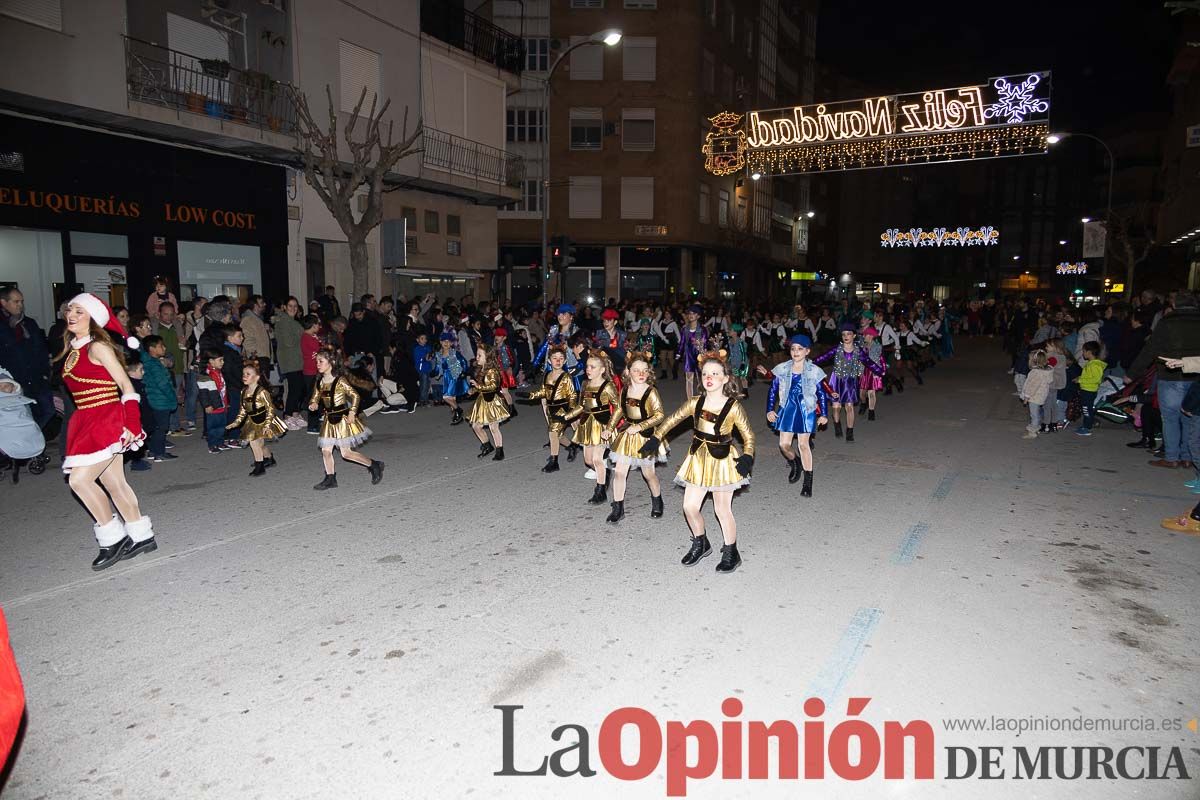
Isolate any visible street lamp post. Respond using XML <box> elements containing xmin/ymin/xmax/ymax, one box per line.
<box><xmin>539</xmin><ymin>30</ymin><xmax>621</xmax><ymax>307</ymax></box>
<box><xmin>1048</xmin><ymin>132</ymin><xmax>1115</xmax><ymax>289</ymax></box>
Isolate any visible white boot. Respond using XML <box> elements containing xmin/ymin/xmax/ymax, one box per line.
<box><xmin>122</xmin><ymin>516</ymin><xmax>158</xmax><ymax>560</ymax></box>
<box><xmin>93</xmin><ymin>515</ymin><xmax>126</xmax><ymax>547</ymax></box>
<box><xmin>124</xmin><ymin>516</ymin><xmax>155</xmax><ymax>543</ymax></box>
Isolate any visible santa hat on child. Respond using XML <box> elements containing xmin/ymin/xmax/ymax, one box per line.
<box><xmin>70</xmin><ymin>293</ymin><xmax>139</xmax><ymax>349</ymax></box>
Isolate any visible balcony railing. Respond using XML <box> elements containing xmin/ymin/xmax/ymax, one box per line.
<box><xmin>123</xmin><ymin>36</ymin><xmax>296</xmax><ymax>134</ymax></box>
<box><xmin>421</xmin><ymin>127</ymin><xmax>525</xmax><ymax>189</ymax></box>
<box><xmin>420</xmin><ymin>2</ymin><xmax>524</xmax><ymax>75</ymax></box>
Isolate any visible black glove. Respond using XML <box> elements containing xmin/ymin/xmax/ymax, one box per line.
<box><xmin>735</xmin><ymin>454</ymin><xmax>754</xmax><ymax>477</ymax></box>
<box><xmin>639</xmin><ymin>435</ymin><xmax>661</xmax><ymax>457</ymax></box>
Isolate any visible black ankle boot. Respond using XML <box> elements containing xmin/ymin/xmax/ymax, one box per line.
<box><xmin>567</xmin><ymin>443</ymin><xmax>580</xmax><ymax>462</ymax></box>
<box><xmin>510</xmin><ymin>404</ymin><xmax>518</xmax><ymax>417</ymax></box>
<box><xmin>868</xmin><ymin>409</ymin><xmax>876</xmax><ymax>421</ymax></box>
<box><xmin>542</xmin><ymin>455</ymin><xmax>560</xmax><ymax>472</ymax></box>
<box><xmin>858</xmin><ymin>402</ymin><xmax>868</xmax><ymax>415</ymax></box>
<box><xmin>681</xmin><ymin>534</ymin><xmax>711</xmax><ymax>566</ymax></box>
<box><xmin>787</xmin><ymin>458</ymin><xmax>802</xmax><ymax>484</ymax></box>
<box><xmin>92</xmin><ymin>536</ymin><xmax>132</xmax><ymax>571</ymax></box>
<box><xmin>834</xmin><ymin>421</ymin><xmax>843</xmax><ymax>438</ymax></box>
<box><xmin>650</xmin><ymin>494</ymin><xmax>664</xmax><ymax>518</ymax></box>
<box><xmin>606</xmin><ymin>501</ymin><xmax>624</xmax><ymax>523</ymax></box>
<box><xmin>492</xmin><ymin>446</ymin><xmax>505</xmax><ymax>461</ymax></box>
<box><xmin>588</xmin><ymin>483</ymin><xmax>607</xmax><ymax>504</ymax></box>
<box><xmin>263</xmin><ymin>455</ymin><xmax>277</xmax><ymax>468</ymax></box>
<box><xmin>249</xmin><ymin>460</ymin><xmax>267</xmax><ymax>477</ymax></box>
<box><xmin>846</xmin><ymin>427</ymin><xmax>855</xmax><ymax>442</ymax></box>
<box><xmin>801</xmin><ymin>469</ymin><xmax>813</xmax><ymax>498</ymax></box>
<box><xmin>478</xmin><ymin>442</ymin><xmax>495</xmax><ymax>458</ymax></box>
<box><xmin>313</xmin><ymin>473</ymin><xmax>337</xmax><ymax>491</ymax></box>
<box><xmin>369</xmin><ymin>460</ymin><xmax>385</xmax><ymax>484</ymax></box>
<box><xmin>451</xmin><ymin>407</ymin><xmax>464</xmax><ymax>425</ymax></box>
<box><xmin>715</xmin><ymin>543</ymin><xmax>741</xmax><ymax>573</ymax></box>
<box><xmin>1126</xmin><ymin>436</ymin><xmax>1151</xmax><ymax>449</ymax></box>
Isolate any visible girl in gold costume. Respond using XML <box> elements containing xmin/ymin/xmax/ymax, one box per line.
<box><xmin>564</xmin><ymin>349</ymin><xmax>620</xmax><ymax>505</ymax></box>
<box><xmin>309</xmin><ymin>347</ymin><xmax>384</xmax><ymax>490</ymax></box>
<box><xmin>601</xmin><ymin>350</ymin><xmax>665</xmax><ymax>524</ymax></box>
<box><xmin>467</xmin><ymin>343</ymin><xmax>509</xmax><ymax>461</ymax></box>
<box><xmin>643</xmin><ymin>352</ymin><xmax>754</xmax><ymax>573</ymax></box>
<box><xmin>526</xmin><ymin>344</ymin><xmax>579</xmax><ymax>473</ymax></box>
<box><xmin>225</xmin><ymin>360</ymin><xmax>286</xmax><ymax>476</ymax></box>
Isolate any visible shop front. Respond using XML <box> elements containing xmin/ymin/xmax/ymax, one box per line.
<box><xmin>0</xmin><ymin>115</ymin><xmax>287</xmax><ymax>324</ymax></box>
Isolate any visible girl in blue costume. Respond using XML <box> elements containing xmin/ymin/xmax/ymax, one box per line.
<box><xmin>432</xmin><ymin>331</ymin><xmax>471</xmax><ymax>425</ymax></box>
<box><xmin>764</xmin><ymin>334</ymin><xmax>829</xmax><ymax>497</ymax></box>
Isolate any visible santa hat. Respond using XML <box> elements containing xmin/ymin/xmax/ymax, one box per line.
<box><xmin>493</xmin><ymin>327</ymin><xmax>508</xmax><ymax>337</ymax></box>
<box><xmin>70</xmin><ymin>293</ymin><xmax>139</xmax><ymax>350</ymax></box>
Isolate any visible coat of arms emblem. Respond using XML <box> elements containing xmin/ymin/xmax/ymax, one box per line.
<box><xmin>702</xmin><ymin>111</ymin><xmax>747</xmax><ymax>176</ymax></box>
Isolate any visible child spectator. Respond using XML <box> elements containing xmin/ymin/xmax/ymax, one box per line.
<box><xmin>1074</xmin><ymin>341</ymin><xmax>1106</xmax><ymax>436</ymax></box>
<box><xmin>413</xmin><ymin>332</ymin><xmax>433</xmax><ymax>405</ymax></box>
<box><xmin>221</xmin><ymin>325</ymin><xmax>245</xmax><ymax>447</ymax></box>
<box><xmin>140</xmin><ymin>335</ymin><xmax>178</xmax><ymax>462</ymax></box>
<box><xmin>1044</xmin><ymin>338</ymin><xmax>1071</xmax><ymax>432</ymax></box>
<box><xmin>301</xmin><ymin>314</ymin><xmax>322</xmax><ymax>434</ymax></box>
<box><xmin>197</xmin><ymin>347</ymin><xmax>229</xmax><ymax>453</ymax></box>
<box><xmin>125</xmin><ymin>358</ymin><xmax>152</xmax><ymax>471</ymax></box>
<box><xmin>1020</xmin><ymin>349</ymin><xmax>1054</xmax><ymax>439</ymax></box>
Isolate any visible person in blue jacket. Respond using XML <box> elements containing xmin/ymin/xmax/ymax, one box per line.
<box><xmin>763</xmin><ymin>334</ymin><xmax>829</xmax><ymax>497</ymax></box>
<box><xmin>533</xmin><ymin>304</ymin><xmax>580</xmax><ymax>372</ymax></box>
<box><xmin>432</xmin><ymin>331</ymin><xmax>470</xmax><ymax>425</ymax></box>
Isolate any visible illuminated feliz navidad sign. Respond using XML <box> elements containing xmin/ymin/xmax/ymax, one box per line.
<box><xmin>703</xmin><ymin>72</ymin><xmax>1051</xmax><ymax>177</ymax></box>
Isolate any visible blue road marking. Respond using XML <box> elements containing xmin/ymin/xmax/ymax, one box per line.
<box><xmin>893</xmin><ymin>522</ymin><xmax>931</xmax><ymax>565</ymax></box>
<box><xmin>931</xmin><ymin>473</ymin><xmax>957</xmax><ymax>500</ymax></box>
<box><xmin>806</xmin><ymin>607</ymin><xmax>884</xmax><ymax>705</ymax></box>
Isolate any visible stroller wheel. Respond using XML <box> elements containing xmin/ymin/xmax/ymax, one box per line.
<box><xmin>27</xmin><ymin>456</ymin><xmax>47</xmax><ymax>475</ymax></box>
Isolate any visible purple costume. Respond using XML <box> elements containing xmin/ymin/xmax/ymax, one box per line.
<box><xmin>813</xmin><ymin>344</ymin><xmax>885</xmax><ymax>405</ymax></box>
<box><xmin>677</xmin><ymin>325</ymin><xmax>709</xmax><ymax>374</ymax></box>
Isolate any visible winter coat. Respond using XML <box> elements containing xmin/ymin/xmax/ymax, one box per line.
<box><xmin>273</xmin><ymin>312</ymin><xmax>304</xmax><ymax>374</ymax></box>
<box><xmin>1129</xmin><ymin>307</ymin><xmax>1200</xmax><ymax>383</ymax></box>
<box><xmin>139</xmin><ymin>351</ymin><xmax>177</xmax><ymax>411</ymax></box>
<box><xmin>240</xmin><ymin>311</ymin><xmax>272</xmax><ymax>363</ymax></box>
<box><xmin>0</xmin><ymin>312</ymin><xmax>51</xmax><ymax>395</ymax></box>
<box><xmin>1020</xmin><ymin>367</ymin><xmax>1054</xmax><ymax>406</ymax></box>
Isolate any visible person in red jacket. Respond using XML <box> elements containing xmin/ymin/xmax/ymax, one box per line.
<box><xmin>301</xmin><ymin>314</ymin><xmax>323</xmax><ymax>434</ymax></box>
<box><xmin>0</xmin><ymin>608</ymin><xmax>24</xmax><ymax>772</ymax></box>
<box><xmin>54</xmin><ymin>294</ymin><xmax>157</xmax><ymax>571</ymax></box>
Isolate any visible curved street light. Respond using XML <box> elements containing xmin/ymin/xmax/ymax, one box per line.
<box><xmin>539</xmin><ymin>30</ymin><xmax>622</xmax><ymax>305</ymax></box>
<box><xmin>1049</xmin><ymin>132</ymin><xmax>1116</xmax><ymax>287</ymax></box>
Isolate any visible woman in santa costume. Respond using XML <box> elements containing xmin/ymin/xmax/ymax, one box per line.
<box><xmin>54</xmin><ymin>293</ymin><xmax>156</xmax><ymax>570</ymax></box>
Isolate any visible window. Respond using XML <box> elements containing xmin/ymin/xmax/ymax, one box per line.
<box><xmin>718</xmin><ymin>189</ymin><xmax>730</xmax><ymax>227</ymax></box>
<box><xmin>446</xmin><ymin>240</ymin><xmax>462</xmax><ymax>256</ymax></box>
<box><xmin>702</xmin><ymin>50</ymin><xmax>715</xmax><ymax>95</ymax></box>
<box><xmin>753</xmin><ymin>182</ymin><xmax>770</xmax><ymax>237</ymax></box>
<box><xmin>699</xmin><ymin>183</ymin><xmax>711</xmax><ymax>224</ymax></box>
<box><xmin>401</xmin><ymin>207</ymin><xmax>418</xmax><ymax>231</ymax></box>
<box><xmin>506</xmin><ymin>108</ymin><xmax>544</xmax><ymax>143</ymax></box>
<box><xmin>424</xmin><ymin>210</ymin><xmax>439</xmax><ymax>234</ymax></box>
<box><xmin>524</xmin><ymin>37</ymin><xmax>549</xmax><ymax>71</ymax></box>
<box><xmin>569</xmin><ymin>176</ymin><xmax>602</xmax><ymax>219</ymax></box>
<box><xmin>571</xmin><ymin>0</ymin><xmax>603</xmax><ymax>6</ymax></box>
<box><xmin>0</xmin><ymin>0</ymin><xmax>62</xmax><ymax>30</ymax></box>
<box><xmin>570</xmin><ymin>108</ymin><xmax>603</xmax><ymax>150</ymax></box>
<box><xmin>622</xmin><ymin>109</ymin><xmax>655</xmax><ymax>152</ymax></box>
<box><xmin>621</xmin><ymin>178</ymin><xmax>654</xmax><ymax>220</ymax></box>
<box><xmin>622</xmin><ymin>37</ymin><xmax>656</xmax><ymax>81</ymax></box>
<box><xmin>736</xmin><ymin>196</ymin><xmax>748</xmax><ymax>229</ymax></box>
<box><xmin>625</xmin><ymin>0</ymin><xmax>656</xmax><ymax>6</ymax></box>
<box><xmin>569</xmin><ymin>36</ymin><xmax>604</xmax><ymax>80</ymax></box>
<box><xmin>502</xmin><ymin>179</ymin><xmax>543</xmax><ymax>214</ymax></box>
<box><xmin>339</xmin><ymin>40</ymin><xmax>381</xmax><ymax>114</ymax></box>
<box><xmin>447</xmin><ymin>214</ymin><xmax>461</xmax><ymax>236</ymax></box>
<box><xmin>758</xmin><ymin>0</ymin><xmax>778</xmax><ymax>104</ymax></box>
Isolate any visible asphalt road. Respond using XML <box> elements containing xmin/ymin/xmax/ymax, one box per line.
<box><xmin>1</xmin><ymin>339</ymin><xmax>1198</xmax><ymax>799</ymax></box>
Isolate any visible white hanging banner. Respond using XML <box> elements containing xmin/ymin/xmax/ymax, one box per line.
<box><xmin>1082</xmin><ymin>221</ymin><xmax>1107</xmax><ymax>259</ymax></box>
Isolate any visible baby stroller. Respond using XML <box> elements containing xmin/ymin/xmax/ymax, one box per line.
<box><xmin>0</xmin><ymin>368</ymin><xmax>54</xmax><ymax>483</ymax></box>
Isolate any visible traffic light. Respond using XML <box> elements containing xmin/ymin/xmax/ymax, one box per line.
<box><xmin>550</xmin><ymin>235</ymin><xmax>564</xmax><ymax>271</ymax></box>
<box><xmin>563</xmin><ymin>237</ymin><xmax>577</xmax><ymax>270</ymax></box>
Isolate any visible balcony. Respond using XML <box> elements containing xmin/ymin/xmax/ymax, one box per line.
<box><xmin>420</xmin><ymin>3</ymin><xmax>524</xmax><ymax>75</ymax></box>
<box><xmin>414</xmin><ymin>127</ymin><xmax>524</xmax><ymax>206</ymax></box>
<box><xmin>123</xmin><ymin>37</ymin><xmax>296</xmax><ymax>142</ymax></box>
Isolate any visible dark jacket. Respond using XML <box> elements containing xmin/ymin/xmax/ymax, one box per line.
<box><xmin>0</xmin><ymin>312</ymin><xmax>51</xmax><ymax>394</ymax></box>
<box><xmin>344</xmin><ymin>316</ymin><xmax>383</xmax><ymax>357</ymax></box>
<box><xmin>1129</xmin><ymin>307</ymin><xmax>1200</xmax><ymax>382</ymax></box>
<box><xmin>221</xmin><ymin>343</ymin><xmax>245</xmax><ymax>392</ymax></box>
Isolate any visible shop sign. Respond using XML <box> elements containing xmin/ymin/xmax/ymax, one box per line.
<box><xmin>0</xmin><ymin>186</ymin><xmax>257</xmax><ymax>230</ymax></box>
<box><xmin>635</xmin><ymin>225</ymin><xmax>668</xmax><ymax>237</ymax></box>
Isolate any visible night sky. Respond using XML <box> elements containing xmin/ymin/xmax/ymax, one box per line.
<box><xmin>817</xmin><ymin>0</ymin><xmax>1176</xmax><ymax>133</ymax></box>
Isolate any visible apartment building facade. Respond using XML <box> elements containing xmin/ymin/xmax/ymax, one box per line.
<box><xmin>496</xmin><ymin>0</ymin><xmax>818</xmax><ymax>308</ymax></box>
<box><xmin>0</xmin><ymin>0</ymin><xmax>520</xmax><ymax>324</ymax></box>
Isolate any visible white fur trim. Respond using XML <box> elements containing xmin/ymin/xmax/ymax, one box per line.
<box><xmin>61</xmin><ymin>434</ymin><xmax>146</xmax><ymax>472</ymax></box>
<box><xmin>93</xmin><ymin>516</ymin><xmax>126</xmax><ymax>547</ymax></box>
<box><xmin>124</xmin><ymin>516</ymin><xmax>154</xmax><ymax>543</ymax></box>
<box><xmin>70</xmin><ymin>293</ymin><xmax>109</xmax><ymax>327</ymax></box>
<box><xmin>71</xmin><ymin>335</ymin><xmax>93</xmax><ymax>349</ymax></box>
<box><xmin>121</xmin><ymin>392</ymin><xmax>141</xmax><ymax>403</ymax></box>
<box><xmin>127</xmin><ymin>336</ymin><xmax>141</xmax><ymax>350</ymax></box>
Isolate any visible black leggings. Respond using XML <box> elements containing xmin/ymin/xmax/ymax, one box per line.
<box><xmin>284</xmin><ymin>371</ymin><xmax>306</xmax><ymax>416</ymax></box>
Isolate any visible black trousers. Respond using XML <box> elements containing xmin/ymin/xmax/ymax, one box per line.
<box><xmin>284</xmin><ymin>371</ymin><xmax>305</xmax><ymax>416</ymax></box>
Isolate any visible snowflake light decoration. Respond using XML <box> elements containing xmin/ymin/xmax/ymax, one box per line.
<box><xmin>984</xmin><ymin>74</ymin><xmax>1050</xmax><ymax>124</ymax></box>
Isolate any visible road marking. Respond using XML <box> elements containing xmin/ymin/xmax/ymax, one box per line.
<box><xmin>930</xmin><ymin>473</ymin><xmax>957</xmax><ymax>500</ymax></box>
<box><xmin>2</xmin><ymin>447</ymin><xmax>543</xmax><ymax>609</ymax></box>
<box><xmin>893</xmin><ymin>522</ymin><xmax>931</xmax><ymax>565</ymax></box>
<box><xmin>806</xmin><ymin>606</ymin><xmax>884</xmax><ymax>705</ymax></box>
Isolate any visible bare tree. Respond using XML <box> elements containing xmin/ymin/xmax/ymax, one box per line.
<box><xmin>1107</xmin><ymin>203</ymin><xmax>1157</xmax><ymax>301</ymax></box>
<box><xmin>292</xmin><ymin>85</ymin><xmax>421</xmax><ymax>297</ymax></box>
